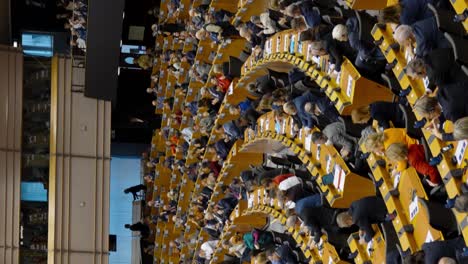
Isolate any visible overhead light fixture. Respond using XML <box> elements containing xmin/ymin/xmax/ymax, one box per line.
<box><xmin>13</xmin><ymin>41</ymin><xmax>18</xmax><ymax>47</ymax></box>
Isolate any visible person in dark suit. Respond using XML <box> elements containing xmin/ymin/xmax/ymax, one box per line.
<box><xmin>283</xmin><ymin>91</ymin><xmax>333</xmax><ymax>129</ymax></box>
<box><xmin>124</xmin><ymin>221</ymin><xmax>150</xmax><ymax>237</ymax></box>
<box><xmin>336</xmin><ymin>196</ymin><xmax>394</xmax><ymax>243</ymax></box>
<box><xmin>379</xmin><ymin>0</ymin><xmax>435</xmax><ymax>26</ymax></box>
<box><xmin>404</xmin><ymin>237</ymin><xmax>465</xmax><ymax>264</ymax></box>
<box><xmin>394</xmin><ymin>17</ymin><xmax>450</xmax><ymax>58</ymax></box>
<box><xmin>124</xmin><ymin>184</ymin><xmax>147</xmax><ymax>201</ymax></box>
<box><xmin>351</xmin><ymin>101</ymin><xmax>405</xmax><ymax>129</ymax></box>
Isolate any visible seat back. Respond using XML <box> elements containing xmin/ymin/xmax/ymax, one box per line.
<box><xmin>419</xmin><ymin>198</ymin><xmax>459</xmax><ymax>235</ymax></box>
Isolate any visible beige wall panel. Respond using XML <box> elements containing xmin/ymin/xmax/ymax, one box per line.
<box><xmin>68</xmin><ymin>157</ymin><xmax>97</xmax><ymax>252</ymax></box>
<box><xmin>70</xmin><ymin>92</ymin><xmax>99</xmax><ymax>157</ymax></box>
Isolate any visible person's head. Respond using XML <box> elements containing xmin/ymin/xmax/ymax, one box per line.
<box><xmin>250</xmin><ymin>15</ymin><xmax>261</xmax><ymax>25</ymax></box>
<box><xmin>351</xmin><ymin>105</ymin><xmax>371</xmax><ymax>124</ymax></box>
<box><xmin>454</xmin><ymin>116</ymin><xmax>468</xmax><ymax>140</ymax></box>
<box><xmin>124</xmin><ymin>224</ymin><xmax>131</xmax><ymax>228</ymax></box>
<box><xmin>239</xmin><ymin>26</ymin><xmax>252</xmax><ymax>40</ymax></box>
<box><xmin>406</xmin><ymin>58</ymin><xmax>427</xmax><ymax>80</ymax></box>
<box><xmin>394</xmin><ymin>25</ymin><xmax>415</xmax><ymax>47</ymax></box>
<box><xmin>146</xmin><ymin>161</ymin><xmax>154</xmax><ymax>168</ymax></box>
<box><xmin>152</xmin><ymin>100</ymin><xmax>157</xmax><ymax>106</ymax></box>
<box><xmin>332</xmin><ymin>24</ymin><xmax>349</xmax><ymax>42</ymax></box>
<box><xmin>336</xmin><ymin>212</ymin><xmax>354</xmax><ymax>227</ymax></box>
<box><xmin>144</xmin><ymin>175</ymin><xmax>153</xmax><ymax>183</ymax></box>
<box><xmin>265</xmin><ymin>247</ymin><xmax>281</xmax><ymax>261</ymax></box>
<box><xmin>285</xmin><ymin>4</ymin><xmax>301</xmax><ymax>17</ymax></box>
<box><xmin>228</xmin><ymin>105</ymin><xmax>240</xmax><ymax>115</ymax></box>
<box><xmin>402</xmin><ymin>251</ymin><xmax>425</xmax><ymax>264</ymax></box>
<box><xmin>146</xmin><ymin>87</ymin><xmax>154</xmax><ymax>94</ymax></box>
<box><xmin>213</xmin><ymin>64</ymin><xmax>223</xmax><ymax>75</ymax></box>
<box><xmin>195</xmin><ymin>28</ymin><xmax>208</xmax><ymax>40</ymax></box>
<box><xmin>438</xmin><ymin>257</ymin><xmax>457</xmax><ymax>264</ymax></box>
<box><xmin>454</xmin><ymin>193</ymin><xmax>468</xmax><ymax>213</ymax></box>
<box><xmin>64</xmin><ymin>23</ymin><xmax>72</xmax><ymax>29</ymax></box>
<box><xmin>283</xmin><ymin>102</ymin><xmax>297</xmax><ymax>115</ymax></box>
<box><xmin>413</xmin><ymin>95</ymin><xmax>442</xmax><ymax>121</ymax></box>
<box><xmin>286</xmin><ymin>215</ymin><xmax>298</xmax><ymax>228</ymax></box>
<box><xmin>311</xmin><ymin>131</ymin><xmax>327</xmax><ymax>145</ymax></box>
<box><xmin>379</xmin><ymin>4</ymin><xmax>402</xmax><ymax>24</ymax></box>
<box><xmin>364</xmin><ymin>132</ymin><xmax>386</xmax><ymax>154</ymax></box>
<box><xmin>304</xmin><ymin>102</ymin><xmax>316</xmax><ymax>115</ymax></box>
<box><xmin>210</xmin><ymin>76</ymin><xmax>218</xmax><ymax>85</ymax></box>
<box><xmin>253</xmin><ymin>252</ymin><xmax>268</xmax><ymax>263</ymax></box>
<box><xmin>147</xmin><ymin>200</ymin><xmax>155</xmax><ymax>207</ymax></box>
<box><xmin>385</xmin><ymin>143</ymin><xmax>408</xmax><ymax>162</ymax></box>
<box><xmin>291</xmin><ymin>17</ymin><xmax>307</xmax><ymax>31</ymax></box>
<box><xmin>309</xmin><ymin>41</ymin><xmax>328</xmax><ymax>56</ymax></box>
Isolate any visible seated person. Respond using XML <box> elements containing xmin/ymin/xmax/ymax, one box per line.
<box><xmin>404</xmin><ymin>236</ymin><xmax>465</xmax><ymax>264</ymax></box>
<box><xmin>364</xmin><ymin>128</ymin><xmax>418</xmax><ymax>156</ymax></box>
<box><xmin>336</xmin><ymin>196</ymin><xmax>395</xmax><ymax>243</ymax></box>
<box><xmin>351</xmin><ymin>102</ymin><xmax>405</xmax><ymax>129</ymax></box>
<box><xmin>266</xmin><ymin>244</ymin><xmax>306</xmax><ymax>264</ymax></box>
<box><xmin>379</xmin><ymin>0</ymin><xmax>435</xmax><ymax>26</ymax></box>
<box><xmin>385</xmin><ymin>142</ymin><xmax>441</xmax><ymax>186</ymax></box>
<box><xmin>413</xmin><ymin>94</ymin><xmax>468</xmax><ymax>136</ymax></box>
<box><xmin>393</xmin><ymin>17</ymin><xmax>450</xmax><ymax>58</ymax></box>
<box><xmin>311</xmin><ymin>122</ymin><xmax>356</xmax><ymax>158</ymax></box>
<box><xmin>283</xmin><ymin>91</ymin><xmax>334</xmax><ymax>129</ymax></box>
<box><xmin>405</xmin><ymin>49</ymin><xmax>468</xmax><ymax>92</ymax></box>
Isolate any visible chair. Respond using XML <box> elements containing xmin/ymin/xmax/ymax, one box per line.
<box><xmin>428</xmin><ymin>3</ymin><xmax>466</xmax><ymax>36</ymax></box>
<box><xmin>228</xmin><ymin>56</ymin><xmax>243</xmax><ymax>78</ymax></box>
<box><xmin>380</xmin><ymin>222</ymin><xmax>402</xmax><ymax>264</ymax></box>
<box><xmin>445</xmin><ymin>32</ymin><xmax>468</xmax><ymax>66</ymax></box>
<box><xmin>269</xmin><ymin>156</ymin><xmax>293</xmax><ymax>168</ymax></box>
<box><xmin>355</xmin><ymin>10</ymin><xmax>378</xmax><ymax>46</ymax></box>
<box><xmin>418</xmin><ymin>198</ymin><xmax>459</xmax><ymax>237</ymax></box>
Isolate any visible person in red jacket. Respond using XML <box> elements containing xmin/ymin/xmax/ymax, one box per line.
<box><xmin>385</xmin><ymin>143</ymin><xmax>441</xmax><ymax>186</ymax></box>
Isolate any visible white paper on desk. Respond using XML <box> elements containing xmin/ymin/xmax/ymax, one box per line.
<box><xmin>422</xmin><ymin>76</ymin><xmax>430</xmax><ymax>90</ymax></box>
<box><xmin>305</xmin><ymin>134</ymin><xmax>312</xmax><ymax>152</ymax></box>
<box><xmin>316</xmin><ymin>145</ymin><xmax>321</xmax><ymax>161</ymax></box>
<box><xmin>285</xmin><ymin>200</ymin><xmax>295</xmax><ymax>209</ymax></box>
<box><xmin>328</xmin><ymin>256</ymin><xmax>333</xmax><ymax>264</ymax></box>
<box><xmin>281</xmin><ymin>120</ymin><xmax>286</xmax><ymax>134</ymax></box>
<box><xmin>290</xmin><ymin>35</ymin><xmax>296</xmax><ymax>54</ymax></box>
<box><xmin>283</xmin><ymin>36</ymin><xmax>289</xmax><ymax>52</ymax></box>
<box><xmin>298</xmin><ymin>42</ymin><xmax>303</xmax><ymax>54</ymax></box>
<box><xmin>346</xmin><ymin>76</ymin><xmax>353</xmax><ymax>97</ymax></box>
<box><xmin>228</xmin><ymin>82</ymin><xmax>234</xmax><ymax>95</ymax></box>
<box><xmin>299</xmin><ymin>129</ymin><xmax>303</xmax><ymax>140</ymax></box>
<box><xmin>307</xmin><ymin>44</ymin><xmax>312</xmax><ymax>62</ymax></box>
<box><xmin>276</xmin><ymin>36</ymin><xmax>281</xmax><ymax>53</ymax></box>
<box><xmin>333</xmin><ymin>164</ymin><xmax>346</xmax><ymax>191</ymax></box>
<box><xmin>366</xmin><ymin>240</ymin><xmax>374</xmax><ymax>256</ymax></box>
<box><xmin>259</xmin><ymin>119</ymin><xmax>264</xmax><ymax>132</ymax></box>
<box><xmin>265</xmin><ymin>119</ymin><xmax>270</xmax><ymax>130</ymax></box>
<box><xmin>326</xmin><ymin>156</ymin><xmax>332</xmax><ymax>173</ymax></box>
<box><xmin>405</xmin><ymin>49</ymin><xmax>414</xmax><ymax>62</ymax></box>
<box><xmin>290</xmin><ymin>121</ymin><xmax>294</xmax><ymax>136</ymax></box>
<box><xmin>312</xmin><ymin>55</ymin><xmax>320</xmax><ymax>65</ymax></box>
<box><xmin>455</xmin><ymin>140</ymin><xmax>468</xmax><ymax>165</ymax></box>
<box><xmin>409</xmin><ymin>195</ymin><xmax>419</xmax><ymax>221</ymax></box>
<box><xmin>336</xmin><ymin>70</ymin><xmax>341</xmax><ymax>85</ymax></box>
<box><xmin>393</xmin><ymin>172</ymin><xmax>401</xmax><ymax>189</ymax></box>
<box><xmin>425</xmin><ymin>231</ymin><xmax>434</xmax><ymax>243</ymax></box>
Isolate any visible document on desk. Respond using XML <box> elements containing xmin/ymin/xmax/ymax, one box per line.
<box><xmin>409</xmin><ymin>195</ymin><xmax>419</xmax><ymax>221</ymax></box>
<box><xmin>454</xmin><ymin>140</ymin><xmax>468</xmax><ymax>165</ymax></box>
<box><xmin>366</xmin><ymin>240</ymin><xmax>374</xmax><ymax>256</ymax></box>
<box><xmin>276</xmin><ymin>36</ymin><xmax>281</xmax><ymax>53</ymax></box>
<box><xmin>346</xmin><ymin>76</ymin><xmax>353</xmax><ymax>97</ymax></box>
<box><xmin>326</xmin><ymin>156</ymin><xmax>332</xmax><ymax>174</ymax></box>
<box><xmin>290</xmin><ymin>35</ymin><xmax>295</xmax><ymax>54</ymax></box>
<box><xmin>283</xmin><ymin>35</ymin><xmax>289</xmax><ymax>53</ymax></box>
<box><xmin>265</xmin><ymin>39</ymin><xmax>272</xmax><ymax>55</ymax></box>
<box><xmin>227</xmin><ymin>82</ymin><xmax>234</xmax><ymax>95</ymax></box>
<box><xmin>425</xmin><ymin>231</ymin><xmax>434</xmax><ymax>243</ymax></box>
<box><xmin>305</xmin><ymin>134</ymin><xmax>312</xmax><ymax>152</ymax></box>
<box><xmin>306</xmin><ymin>44</ymin><xmax>312</xmax><ymax>62</ymax></box>
<box><xmin>333</xmin><ymin>164</ymin><xmax>346</xmax><ymax>192</ymax></box>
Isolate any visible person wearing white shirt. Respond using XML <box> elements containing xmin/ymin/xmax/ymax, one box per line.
<box><xmin>200</xmin><ymin>240</ymin><xmax>219</xmax><ymax>260</ymax></box>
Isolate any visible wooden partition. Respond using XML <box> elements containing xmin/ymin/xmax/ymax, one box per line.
<box><xmin>0</xmin><ymin>45</ymin><xmax>23</xmax><ymax>264</ymax></box>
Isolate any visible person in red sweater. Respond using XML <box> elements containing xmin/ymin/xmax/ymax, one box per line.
<box><xmin>210</xmin><ymin>75</ymin><xmax>231</xmax><ymax>93</ymax></box>
<box><xmin>385</xmin><ymin>143</ymin><xmax>441</xmax><ymax>186</ymax></box>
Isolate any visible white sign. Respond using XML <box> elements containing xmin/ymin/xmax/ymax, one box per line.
<box><xmin>425</xmin><ymin>231</ymin><xmax>434</xmax><ymax>242</ymax></box>
<box><xmin>326</xmin><ymin>156</ymin><xmax>332</xmax><ymax>173</ymax></box>
<box><xmin>346</xmin><ymin>76</ymin><xmax>353</xmax><ymax>97</ymax></box>
<box><xmin>455</xmin><ymin>140</ymin><xmax>468</xmax><ymax>165</ymax></box>
<box><xmin>409</xmin><ymin>196</ymin><xmax>419</xmax><ymax>221</ymax></box>
<box><xmin>305</xmin><ymin>134</ymin><xmax>312</xmax><ymax>152</ymax></box>
<box><xmin>393</xmin><ymin>172</ymin><xmax>401</xmax><ymax>189</ymax></box>
<box><xmin>333</xmin><ymin>164</ymin><xmax>346</xmax><ymax>191</ymax></box>
<box><xmin>290</xmin><ymin>35</ymin><xmax>296</xmax><ymax>54</ymax></box>
<box><xmin>307</xmin><ymin>44</ymin><xmax>312</xmax><ymax>62</ymax></box>
<box><xmin>284</xmin><ymin>35</ymin><xmax>289</xmax><ymax>52</ymax></box>
<box><xmin>276</xmin><ymin>36</ymin><xmax>281</xmax><ymax>53</ymax></box>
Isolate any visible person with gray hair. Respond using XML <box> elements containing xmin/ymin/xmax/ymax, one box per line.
<box><xmin>393</xmin><ymin>17</ymin><xmax>449</xmax><ymax>58</ymax></box>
